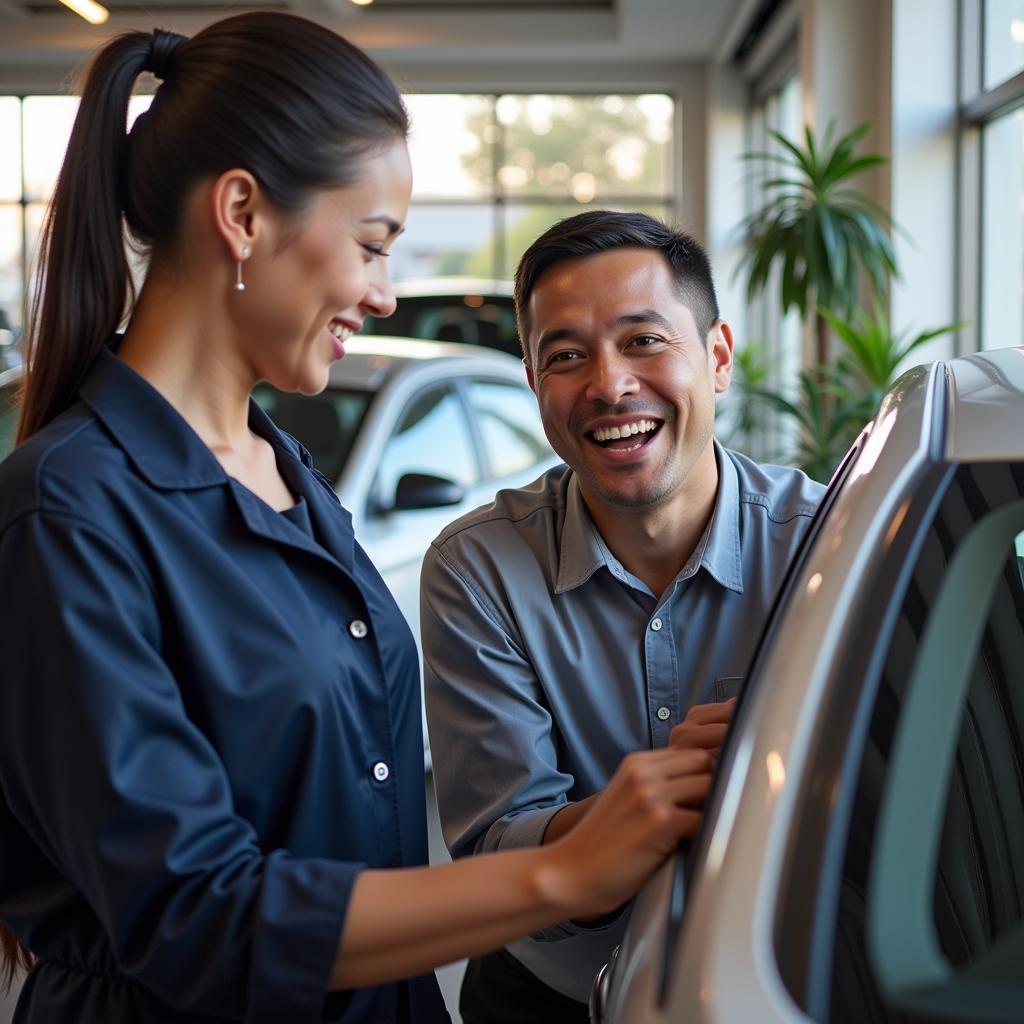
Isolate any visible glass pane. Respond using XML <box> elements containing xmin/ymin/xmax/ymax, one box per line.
<box><xmin>406</xmin><ymin>94</ymin><xmax>493</xmax><ymax>200</ymax></box>
<box><xmin>985</xmin><ymin>0</ymin><xmax>1024</xmax><ymax>90</ymax></box>
<box><xmin>367</xmin><ymin>292</ymin><xmax>519</xmax><ymax>356</ymax></box>
<box><xmin>0</xmin><ymin>98</ymin><xmax>21</xmax><ymax>201</ymax></box>
<box><xmin>374</xmin><ymin>386</ymin><xmax>479</xmax><ymax>504</ymax></box>
<box><xmin>0</xmin><ymin>205</ymin><xmax>23</xmax><ymax>337</ymax></box>
<box><xmin>466</xmin><ymin>379</ymin><xmax>551</xmax><ymax>479</ymax></box>
<box><xmin>0</xmin><ymin>370</ymin><xmax>20</xmax><ymax>458</ymax></box>
<box><xmin>827</xmin><ymin>463</ymin><xmax>1024</xmax><ymax>1021</ymax></box>
<box><xmin>502</xmin><ymin>202</ymin><xmax>673</xmax><ymax>283</ymax></box>
<box><xmin>388</xmin><ymin>203</ymin><xmax>498</xmax><ymax>283</ymax></box>
<box><xmin>22</xmin><ymin>96</ymin><xmax>79</xmax><ymax>201</ymax></box>
<box><xmin>980</xmin><ymin>110</ymin><xmax>1024</xmax><ymax>350</ymax></box>
<box><xmin>494</xmin><ymin>94</ymin><xmax>673</xmax><ymax>200</ymax></box>
<box><xmin>251</xmin><ymin>385</ymin><xmax>372</xmax><ymax>484</ymax></box>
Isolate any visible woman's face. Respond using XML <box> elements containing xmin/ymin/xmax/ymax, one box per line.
<box><xmin>239</xmin><ymin>139</ymin><xmax>413</xmax><ymax>395</ymax></box>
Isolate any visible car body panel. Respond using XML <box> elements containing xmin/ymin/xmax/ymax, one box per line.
<box><xmin>601</xmin><ymin>353</ymin><xmax>1016</xmax><ymax>1023</ymax></box>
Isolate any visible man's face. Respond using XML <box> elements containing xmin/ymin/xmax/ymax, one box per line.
<box><xmin>525</xmin><ymin>247</ymin><xmax>733</xmax><ymax>513</ymax></box>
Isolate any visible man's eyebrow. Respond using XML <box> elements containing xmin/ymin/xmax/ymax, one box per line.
<box><xmin>534</xmin><ymin>327</ymin><xmax>580</xmax><ymax>362</ymax></box>
<box><xmin>534</xmin><ymin>309</ymin><xmax>680</xmax><ymax>362</ymax></box>
<box><xmin>611</xmin><ymin>310</ymin><xmax>676</xmax><ymax>333</ymax></box>
<box><xmin>361</xmin><ymin>216</ymin><xmax>405</xmax><ymax>237</ymax></box>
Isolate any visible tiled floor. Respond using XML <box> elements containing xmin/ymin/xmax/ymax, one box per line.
<box><xmin>0</xmin><ymin>777</ymin><xmax>464</xmax><ymax>1024</ymax></box>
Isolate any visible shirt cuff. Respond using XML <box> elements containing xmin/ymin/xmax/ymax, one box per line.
<box><xmin>246</xmin><ymin>852</ymin><xmax>365</xmax><ymax>1024</ymax></box>
<box><xmin>486</xmin><ymin>804</ymin><xmax>565</xmax><ymax>852</ymax></box>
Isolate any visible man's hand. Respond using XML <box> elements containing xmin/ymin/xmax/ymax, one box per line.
<box><xmin>669</xmin><ymin>698</ymin><xmax>736</xmax><ymax>762</ymax></box>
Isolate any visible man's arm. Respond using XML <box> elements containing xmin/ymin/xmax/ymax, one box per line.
<box><xmin>421</xmin><ymin>541</ymin><xmax>573</xmax><ymax>861</ymax></box>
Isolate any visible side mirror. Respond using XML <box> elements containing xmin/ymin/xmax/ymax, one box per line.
<box><xmin>390</xmin><ymin>472</ymin><xmax>466</xmax><ymax>512</ymax></box>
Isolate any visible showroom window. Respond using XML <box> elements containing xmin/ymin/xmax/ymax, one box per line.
<box><xmin>962</xmin><ymin>0</ymin><xmax>1024</xmax><ymax>350</ymax></box>
<box><xmin>395</xmin><ymin>93</ymin><xmax>676</xmax><ymax>284</ymax></box>
<box><xmin>0</xmin><ymin>91</ymin><xmax>675</xmax><ymax>360</ymax></box>
<box><xmin>0</xmin><ymin>94</ymin><xmax>152</xmax><ymax>361</ymax></box>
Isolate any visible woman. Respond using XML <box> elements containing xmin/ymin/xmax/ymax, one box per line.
<box><xmin>0</xmin><ymin>14</ymin><xmax>712</xmax><ymax>1023</ymax></box>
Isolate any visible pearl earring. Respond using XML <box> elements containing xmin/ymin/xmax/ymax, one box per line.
<box><xmin>235</xmin><ymin>245</ymin><xmax>250</xmax><ymax>293</ymax></box>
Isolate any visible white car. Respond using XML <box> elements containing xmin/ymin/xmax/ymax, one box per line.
<box><xmin>595</xmin><ymin>347</ymin><xmax>1024</xmax><ymax>1024</ymax></box>
<box><xmin>254</xmin><ymin>337</ymin><xmax>560</xmax><ymax>762</ymax></box>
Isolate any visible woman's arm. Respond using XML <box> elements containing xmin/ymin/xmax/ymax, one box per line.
<box><xmin>331</xmin><ymin>745</ymin><xmax>711</xmax><ymax>988</ymax></box>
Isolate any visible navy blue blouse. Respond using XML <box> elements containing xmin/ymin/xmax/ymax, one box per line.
<box><xmin>0</xmin><ymin>349</ymin><xmax>450</xmax><ymax>1024</ymax></box>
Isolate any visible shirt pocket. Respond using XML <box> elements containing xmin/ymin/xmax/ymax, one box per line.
<box><xmin>714</xmin><ymin>675</ymin><xmax>744</xmax><ymax>702</ymax></box>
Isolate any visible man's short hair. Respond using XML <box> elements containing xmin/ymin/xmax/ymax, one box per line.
<box><xmin>514</xmin><ymin>210</ymin><xmax>720</xmax><ymax>360</ymax></box>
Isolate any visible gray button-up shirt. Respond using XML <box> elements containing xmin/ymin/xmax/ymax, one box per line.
<box><xmin>421</xmin><ymin>442</ymin><xmax>823</xmax><ymax>1001</ymax></box>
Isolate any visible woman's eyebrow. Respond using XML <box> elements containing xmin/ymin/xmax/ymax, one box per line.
<box><xmin>360</xmin><ymin>215</ymin><xmax>404</xmax><ymax>237</ymax></box>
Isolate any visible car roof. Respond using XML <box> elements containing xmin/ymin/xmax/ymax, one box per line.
<box><xmin>325</xmin><ymin>335</ymin><xmax>524</xmax><ymax>390</ymax></box>
<box><xmin>945</xmin><ymin>347</ymin><xmax>1024</xmax><ymax>462</ymax></box>
<box><xmin>392</xmin><ymin>277</ymin><xmax>514</xmax><ymax>299</ymax></box>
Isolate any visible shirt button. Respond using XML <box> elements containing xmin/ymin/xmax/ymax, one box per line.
<box><xmin>372</xmin><ymin>761</ymin><xmax>390</xmax><ymax>782</ymax></box>
<box><xmin>349</xmin><ymin>619</ymin><xmax>368</xmax><ymax>639</ymax></box>
<box><xmin>650</xmin><ymin>617</ymin><xmax>663</xmax><ymax>632</ymax></box>
<box><xmin>657</xmin><ymin>706</ymin><xmax>671</xmax><ymax>721</ymax></box>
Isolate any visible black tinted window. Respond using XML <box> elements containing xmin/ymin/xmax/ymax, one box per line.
<box><xmin>252</xmin><ymin>386</ymin><xmax>372</xmax><ymax>484</ymax></box>
<box><xmin>827</xmin><ymin>462</ymin><xmax>1024</xmax><ymax>1023</ymax></box>
<box><xmin>365</xmin><ymin>295</ymin><xmax>520</xmax><ymax>356</ymax></box>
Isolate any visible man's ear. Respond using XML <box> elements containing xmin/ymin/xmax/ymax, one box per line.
<box><xmin>708</xmin><ymin>320</ymin><xmax>734</xmax><ymax>395</ymax></box>
<box><xmin>209</xmin><ymin>168</ymin><xmax>261</xmax><ymax>261</ymax></box>
<box><xmin>524</xmin><ymin>359</ymin><xmax>537</xmax><ymax>396</ymax></box>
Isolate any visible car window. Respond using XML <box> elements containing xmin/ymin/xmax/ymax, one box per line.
<box><xmin>365</xmin><ymin>295</ymin><xmax>521</xmax><ymax>356</ymax></box>
<box><xmin>465</xmin><ymin>379</ymin><xmax>551</xmax><ymax>479</ymax></box>
<box><xmin>373</xmin><ymin>384</ymin><xmax>479</xmax><ymax>509</ymax></box>
<box><xmin>0</xmin><ymin>375</ymin><xmax>20</xmax><ymax>459</ymax></box>
<box><xmin>822</xmin><ymin>462</ymin><xmax>1024</xmax><ymax>1023</ymax></box>
<box><xmin>252</xmin><ymin>385</ymin><xmax>372</xmax><ymax>484</ymax></box>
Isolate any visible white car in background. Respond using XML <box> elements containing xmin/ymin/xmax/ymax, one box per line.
<box><xmin>254</xmin><ymin>337</ymin><xmax>560</xmax><ymax>763</ymax></box>
<box><xmin>594</xmin><ymin>347</ymin><xmax>1024</xmax><ymax>1024</ymax></box>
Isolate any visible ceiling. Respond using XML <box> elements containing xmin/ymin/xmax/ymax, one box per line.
<box><xmin>0</xmin><ymin>0</ymin><xmax>754</xmax><ymax>87</ymax></box>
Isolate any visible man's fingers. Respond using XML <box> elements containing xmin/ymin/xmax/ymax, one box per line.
<box><xmin>682</xmin><ymin>699</ymin><xmax>737</xmax><ymax>726</ymax></box>
<box><xmin>670</xmin><ymin>721</ymin><xmax>729</xmax><ymax>750</ymax></box>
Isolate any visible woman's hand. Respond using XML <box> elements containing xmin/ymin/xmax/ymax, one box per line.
<box><xmin>544</xmin><ymin>746</ymin><xmax>713</xmax><ymax>920</ymax></box>
<box><xmin>669</xmin><ymin>697</ymin><xmax>736</xmax><ymax>762</ymax></box>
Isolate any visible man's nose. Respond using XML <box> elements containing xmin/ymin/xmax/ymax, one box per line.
<box><xmin>585</xmin><ymin>350</ymin><xmax>640</xmax><ymax>405</ymax></box>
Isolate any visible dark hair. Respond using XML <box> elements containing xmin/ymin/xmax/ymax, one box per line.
<box><xmin>513</xmin><ymin>210</ymin><xmax>720</xmax><ymax>360</ymax></box>
<box><xmin>15</xmin><ymin>12</ymin><xmax>409</xmax><ymax>444</ymax></box>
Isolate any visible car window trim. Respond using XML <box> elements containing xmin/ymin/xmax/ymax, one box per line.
<box><xmin>867</xmin><ymin>498</ymin><xmax>1024</xmax><ymax>1020</ymax></box>
<box><xmin>367</xmin><ymin>380</ymin><xmax>483</xmax><ymax>517</ymax></box>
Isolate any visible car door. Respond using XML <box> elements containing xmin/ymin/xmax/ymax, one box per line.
<box><xmin>459</xmin><ymin>375</ymin><xmax>557</xmax><ymax>487</ymax></box>
<box><xmin>356</xmin><ymin>378</ymin><xmax>486</xmax><ymax>645</ymax></box>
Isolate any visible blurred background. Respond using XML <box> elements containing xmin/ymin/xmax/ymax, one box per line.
<box><xmin>1</xmin><ymin>0</ymin><xmax>1018</xmax><ymax>472</ymax></box>
<box><xmin>2</xmin><ymin>3</ymin><xmax>1023</xmax><ymax>1019</ymax></box>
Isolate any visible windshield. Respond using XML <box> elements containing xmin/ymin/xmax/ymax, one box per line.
<box><xmin>364</xmin><ymin>294</ymin><xmax>520</xmax><ymax>356</ymax></box>
<box><xmin>252</xmin><ymin>385</ymin><xmax>373</xmax><ymax>484</ymax></box>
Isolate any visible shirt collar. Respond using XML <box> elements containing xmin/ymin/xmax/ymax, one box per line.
<box><xmin>553</xmin><ymin>439</ymin><xmax>744</xmax><ymax>596</ymax></box>
<box><xmin>79</xmin><ymin>345</ymin><xmax>302</xmax><ymax>491</ymax></box>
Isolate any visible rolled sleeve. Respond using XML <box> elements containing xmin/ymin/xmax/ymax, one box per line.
<box><xmin>0</xmin><ymin>511</ymin><xmax>355</xmax><ymax>1022</ymax></box>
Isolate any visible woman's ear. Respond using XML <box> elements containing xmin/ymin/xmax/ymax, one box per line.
<box><xmin>209</xmin><ymin>168</ymin><xmax>259</xmax><ymax>261</ymax></box>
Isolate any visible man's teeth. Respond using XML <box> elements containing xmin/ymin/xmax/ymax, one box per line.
<box><xmin>328</xmin><ymin>322</ymin><xmax>354</xmax><ymax>342</ymax></box>
<box><xmin>592</xmin><ymin>419</ymin><xmax>658</xmax><ymax>443</ymax></box>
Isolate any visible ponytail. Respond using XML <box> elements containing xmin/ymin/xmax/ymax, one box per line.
<box><xmin>0</xmin><ymin>922</ymin><xmax>31</xmax><ymax>994</ymax></box>
<box><xmin>16</xmin><ymin>32</ymin><xmax>152</xmax><ymax>443</ymax></box>
<box><xmin>15</xmin><ymin>16</ymin><xmax>406</xmax><ymax>445</ymax></box>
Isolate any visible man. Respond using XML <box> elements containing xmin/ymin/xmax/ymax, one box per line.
<box><xmin>421</xmin><ymin>211</ymin><xmax>824</xmax><ymax>1022</ymax></box>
